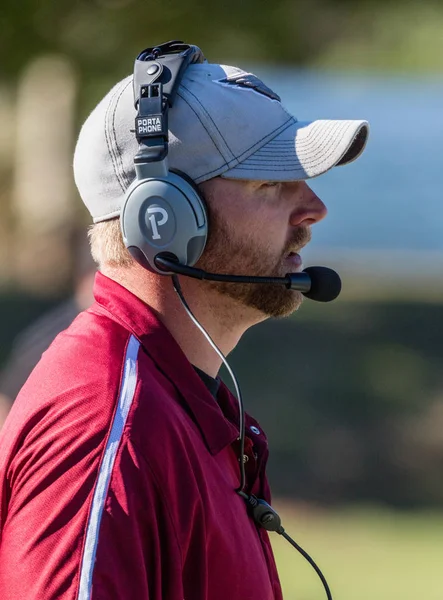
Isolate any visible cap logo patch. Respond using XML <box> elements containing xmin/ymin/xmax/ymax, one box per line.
<box><xmin>216</xmin><ymin>73</ymin><xmax>281</xmax><ymax>102</ymax></box>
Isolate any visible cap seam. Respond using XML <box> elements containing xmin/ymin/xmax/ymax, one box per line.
<box><xmin>239</xmin><ymin>121</ymin><xmax>356</xmax><ymax>165</ymax></box>
<box><xmin>298</xmin><ymin>121</ymin><xmax>366</xmax><ymax>151</ymax></box>
<box><xmin>256</xmin><ymin>120</ymin><xmax>364</xmax><ymax>152</ymax></box>
<box><xmin>228</xmin><ymin>166</ymin><xmax>307</xmax><ymax>172</ymax></box>
<box><xmin>174</xmin><ymin>90</ymin><xmax>228</xmax><ymax>170</ymax></box>
<box><xmin>234</xmin><ymin>126</ymin><xmax>353</xmax><ymax>170</ymax></box>
<box><xmin>231</xmin><ymin>116</ymin><xmax>295</xmax><ymax>162</ymax></box>
<box><xmin>177</xmin><ymin>86</ymin><xmax>235</xmax><ymax>163</ymax></box>
<box><xmin>291</xmin><ymin>121</ymin><xmax>344</xmax><ymax>152</ymax></box>
<box><xmin>237</xmin><ymin>146</ymin><xmax>344</xmax><ymax>169</ymax></box>
<box><xmin>295</xmin><ymin>121</ymin><xmax>350</xmax><ymax>150</ymax></box>
<box><xmin>249</xmin><ymin>126</ymin><xmax>351</xmax><ymax>163</ymax></box>
<box><xmin>104</xmin><ymin>80</ymin><xmax>130</xmax><ymax>193</ymax></box>
<box><xmin>111</xmin><ymin>78</ymin><xmax>133</xmax><ymax>189</ymax></box>
<box><xmin>302</xmin><ymin>122</ymin><xmax>354</xmax><ymax>166</ymax></box>
<box><xmin>104</xmin><ymin>91</ymin><xmax>125</xmax><ymax>193</ymax></box>
<box><xmin>196</xmin><ymin>116</ymin><xmax>295</xmax><ymax>180</ymax></box>
<box><xmin>182</xmin><ymin>81</ymin><xmax>297</xmax><ymax>173</ymax></box>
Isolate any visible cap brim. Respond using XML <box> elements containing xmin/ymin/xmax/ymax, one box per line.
<box><xmin>220</xmin><ymin>119</ymin><xmax>369</xmax><ymax>182</ymax></box>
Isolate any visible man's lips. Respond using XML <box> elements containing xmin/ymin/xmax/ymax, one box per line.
<box><xmin>284</xmin><ymin>252</ymin><xmax>303</xmax><ymax>270</ymax></box>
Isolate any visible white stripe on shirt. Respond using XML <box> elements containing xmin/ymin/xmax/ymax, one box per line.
<box><xmin>78</xmin><ymin>335</ymin><xmax>140</xmax><ymax>599</ymax></box>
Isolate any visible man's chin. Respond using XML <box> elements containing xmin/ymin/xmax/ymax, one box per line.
<box><xmin>264</xmin><ymin>292</ymin><xmax>304</xmax><ymax>319</ymax></box>
<box><xmin>200</xmin><ymin>269</ymin><xmax>304</xmax><ymax>319</ymax></box>
<box><xmin>239</xmin><ymin>286</ymin><xmax>304</xmax><ymax>319</ymax></box>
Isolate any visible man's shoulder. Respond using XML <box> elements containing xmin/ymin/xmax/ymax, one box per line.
<box><xmin>3</xmin><ymin>305</ymin><xmax>135</xmax><ymax>428</ymax></box>
<box><xmin>0</xmin><ymin>302</ymin><xmax>203</xmax><ymax>481</ymax></box>
<box><xmin>55</xmin><ymin>302</ymin><xmax>132</xmax><ymax>360</ymax></box>
<box><xmin>0</xmin><ymin>307</ymin><xmax>179</xmax><ymax>467</ymax></box>
<box><xmin>8</xmin><ymin>304</ymin><xmax>187</xmax><ymax>438</ymax></box>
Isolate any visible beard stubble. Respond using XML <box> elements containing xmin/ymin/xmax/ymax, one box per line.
<box><xmin>196</xmin><ymin>206</ymin><xmax>311</xmax><ymax>318</ymax></box>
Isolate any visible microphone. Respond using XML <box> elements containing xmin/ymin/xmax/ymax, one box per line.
<box><xmin>302</xmin><ymin>266</ymin><xmax>342</xmax><ymax>302</ymax></box>
<box><xmin>154</xmin><ymin>255</ymin><xmax>342</xmax><ymax>302</ymax></box>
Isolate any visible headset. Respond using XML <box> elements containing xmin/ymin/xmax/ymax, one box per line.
<box><xmin>120</xmin><ymin>40</ymin><xmax>208</xmax><ymax>275</ymax></box>
<box><xmin>120</xmin><ymin>40</ymin><xmax>334</xmax><ymax>600</ymax></box>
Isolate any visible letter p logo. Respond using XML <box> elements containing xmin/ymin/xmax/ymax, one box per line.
<box><xmin>147</xmin><ymin>206</ymin><xmax>169</xmax><ymax>240</ymax></box>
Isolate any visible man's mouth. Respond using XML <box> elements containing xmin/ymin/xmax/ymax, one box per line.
<box><xmin>284</xmin><ymin>252</ymin><xmax>303</xmax><ymax>270</ymax></box>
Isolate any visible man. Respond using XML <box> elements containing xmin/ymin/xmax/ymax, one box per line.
<box><xmin>0</xmin><ymin>42</ymin><xmax>368</xmax><ymax>599</ymax></box>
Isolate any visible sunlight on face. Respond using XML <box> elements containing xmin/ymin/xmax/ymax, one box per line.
<box><xmin>196</xmin><ymin>178</ymin><xmax>317</xmax><ymax>318</ymax></box>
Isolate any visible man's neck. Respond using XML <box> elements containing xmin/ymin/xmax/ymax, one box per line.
<box><xmin>102</xmin><ymin>264</ymin><xmax>265</xmax><ymax>378</ymax></box>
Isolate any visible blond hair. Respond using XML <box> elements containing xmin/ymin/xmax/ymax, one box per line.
<box><xmin>87</xmin><ymin>180</ymin><xmax>214</xmax><ymax>269</ymax></box>
<box><xmin>88</xmin><ymin>218</ymin><xmax>134</xmax><ymax>268</ymax></box>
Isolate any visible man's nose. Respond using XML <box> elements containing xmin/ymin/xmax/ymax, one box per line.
<box><xmin>289</xmin><ymin>182</ymin><xmax>328</xmax><ymax>227</ymax></box>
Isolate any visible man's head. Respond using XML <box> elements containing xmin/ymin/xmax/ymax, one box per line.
<box><xmin>74</xmin><ymin>50</ymin><xmax>368</xmax><ymax>319</ymax></box>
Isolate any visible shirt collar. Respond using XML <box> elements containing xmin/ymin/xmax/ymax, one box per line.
<box><xmin>93</xmin><ymin>272</ymin><xmax>239</xmax><ymax>454</ymax></box>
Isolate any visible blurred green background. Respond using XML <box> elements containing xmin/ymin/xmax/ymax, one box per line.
<box><xmin>1</xmin><ymin>0</ymin><xmax>443</xmax><ymax>597</ymax></box>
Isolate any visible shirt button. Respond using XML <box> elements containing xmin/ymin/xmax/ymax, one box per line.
<box><xmin>242</xmin><ymin>454</ymin><xmax>249</xmax><ymax>463</ymax></box>
<box><xmin>250</xmin><ymin>426</ymin><xmax>261</xmax><ymax>435</ymax></box>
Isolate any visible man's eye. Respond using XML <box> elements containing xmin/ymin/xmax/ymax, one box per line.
<box><xmin>263</xmin><ymin>181</ymin><xmax>279</xmax><ymax>187</ymax></box>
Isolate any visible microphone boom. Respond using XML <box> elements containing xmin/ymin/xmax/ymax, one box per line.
<box><xmin>154</xmin><ymin>255</ymin><xmax>341</xmax><ymax>302</ymax></box>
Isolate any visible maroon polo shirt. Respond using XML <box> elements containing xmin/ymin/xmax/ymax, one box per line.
<box><xmin>0</xmin><ymin>272</ymin><xmax>283</xmax><ymax>600</ymax></box>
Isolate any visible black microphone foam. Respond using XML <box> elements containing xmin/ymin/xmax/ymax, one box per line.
<box><xmin>302</xmin><ymin>266</ymin><xmax>342</xmax><ymax>302</ymax></box>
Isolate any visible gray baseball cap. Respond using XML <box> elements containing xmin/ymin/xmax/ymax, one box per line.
<box><xmin>74</xmin><ymin>62</ymin><xmax>369</xmax><ymax>223</ymax></box>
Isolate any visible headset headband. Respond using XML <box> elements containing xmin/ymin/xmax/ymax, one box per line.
<box><xmin>133</xmin><ymin>41</ymin><xmax>206</xmax><ymax>166</ymax></box>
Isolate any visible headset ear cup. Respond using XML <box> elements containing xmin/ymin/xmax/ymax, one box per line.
<box><xmin>169</xmin><ymin>168</ymin><xmax>210</xmax><ymax>259</ymax></box>
<box><xmin>121</xmin><ymin>173</ymin><xmax>208</xmax><ymax>274</ymax></box>
<box><xmin>169</xmin><ymin>168</ymin><xmax>209</xmax><ymax>230</ymax></box>
<box><xmin>170</xmin><ymin>168</ymin><xmax>205</xmax><ymax>199</ymax></box>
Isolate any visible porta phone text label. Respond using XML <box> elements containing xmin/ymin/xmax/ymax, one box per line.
<box><xmin>137</xmin><ymin>117</ymin><xmax>162</xmax><ymax>135</ymax></box>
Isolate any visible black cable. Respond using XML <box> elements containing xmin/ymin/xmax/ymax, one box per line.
<box><xmin>171</xmin><ymin>275</ymin><xmax>333</xmax><ymax>600</ymax></box>
<box><xmin>171</xmin><ymin>275</ymin><xmax>247</xmax><ymax>492</ymax></box>
<box><xmin>279</xmin><ymin>529</ymin><xmax>333</xmax><ymax>600</ymax></box>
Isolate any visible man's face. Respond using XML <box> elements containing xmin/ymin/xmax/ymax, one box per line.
<box><xmin>197</xmin><ymin>178</ymin><xmax>327</xmax><ymax>319</ymax></box>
